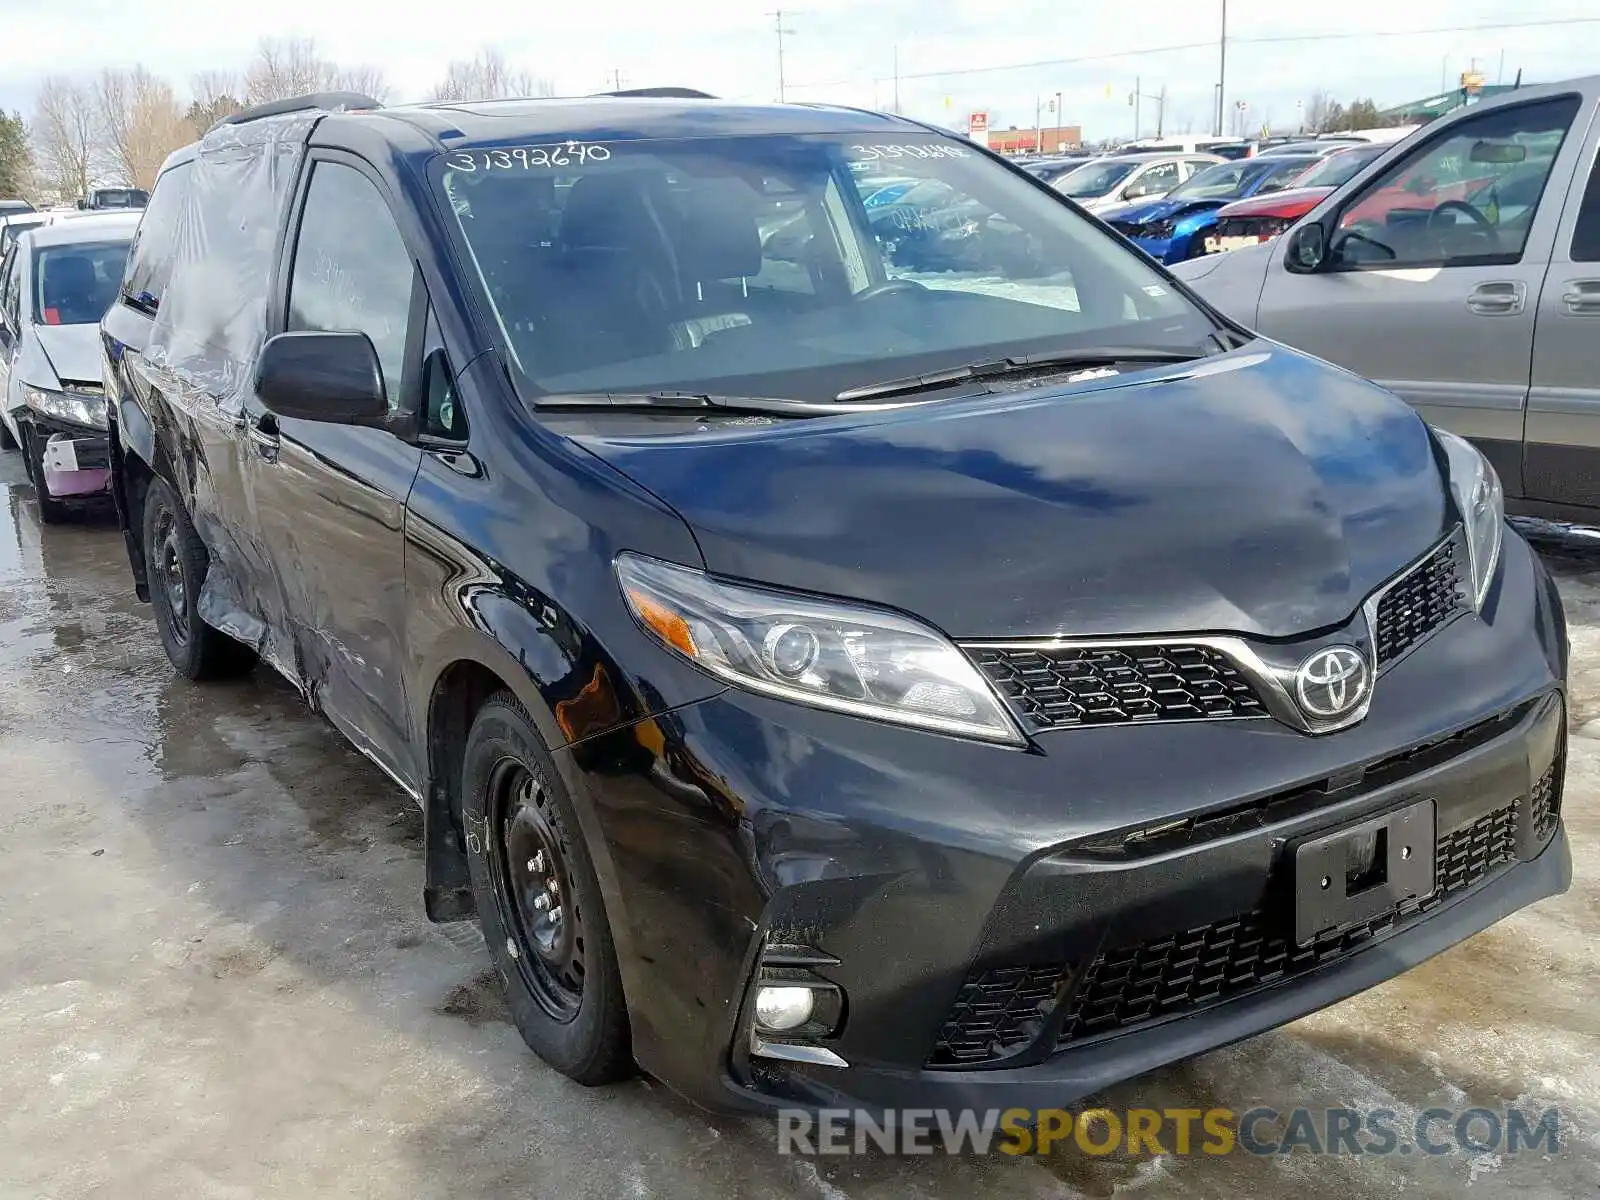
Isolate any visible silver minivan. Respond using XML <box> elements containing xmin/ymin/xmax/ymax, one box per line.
<box><xmin>1176</xmin><ymin>76</ymin><xmax>1600</xmax><ymax>521</ymax></box>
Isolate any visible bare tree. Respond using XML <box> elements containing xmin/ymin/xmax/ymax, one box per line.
<box><xmin>430</xmin><ymin>47</ymin><xmax>550</xmax><ymax>102</ymax></box>
<box><xmin>245</xmin><ymin>37</ymin><xmax>389</xmax><ymax>105</ymax></box>
<box><xmin>329</xmin><ymin>64</ymin><xmax>391</xmax><ymax>104</ymax></box>
<box><xmin>188</xmin><ymin>69</ymin><xmax>245</xmax><ymax>136</ymax></box>
<box><xmin>1305</xmin><ymin>91</ymin><xmax>1333</xmax><ymax>135</ymax></box>
<box><xmin>30</xmin><ymin>76</ymin><xmax>98</xmax><ymax>201</ymax></box>
<box><xmin>97</xmin><ymin>66</ymin><xmax>191</xmax><ymax>190</ymax></box>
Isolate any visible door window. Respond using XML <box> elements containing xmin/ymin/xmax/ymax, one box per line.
<box><xmin>122</xmin><ymin>161</ymin><xmax>191</xmax><ymax>314</ymax></box>
<box><xmin>286</xmin><ymin>161</ymin><xmax>416</xmax><ymax>410</ymax></box>
<box><xmin>0</xmin><ymin>246</ymin><xmax>19</xmax><ymax>332</ymax></box>
<box><xmin>1572</xmin><ymin>146</ymin><xmax>1600</xmax><ymax>262</ymax></box>
<box><xmin>1127</xmin><ymin>161</ymin><xmax>1179</xmax><ymax>198</ymax></box>
<box><xmin>1331</xmin><ymin>96</ymin><xmax>1581</xmax><ymax>269</ymax></box>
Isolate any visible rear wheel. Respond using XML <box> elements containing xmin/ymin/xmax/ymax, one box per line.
<box><xmin>141</xmin><ymin>476</ymin><xmax>256</xmax><ymax>680</ymax></box>
<box><xmin>462</xmin><ymin>691</ymin><xmax>633</xmax><ymax>1085</ymax></box>
<box><xmin>0</xmin><ymin>420</ymin><xmax>16</xmax><ymax>451</ymax></box>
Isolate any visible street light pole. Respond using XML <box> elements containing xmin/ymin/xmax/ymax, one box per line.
<box><xmin>1215</xmin><ymin>0</ymin><xmax>1228</xmax><ymax>137</ymax></box>
<box><xmin>770</xmin><ymin>9</ymin><xmax>792</xmax><ymax>103</ymax></box>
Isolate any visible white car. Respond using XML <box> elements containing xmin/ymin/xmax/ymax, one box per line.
<box><xmin>1052</xmin><ymin>152</ymin><xmax>1224</xmax><ymax>212</ymax></box>
<box><xmin>0</xmin><ymin>212</ymin><xmax>140</xmax><ymax>521</ymax></box>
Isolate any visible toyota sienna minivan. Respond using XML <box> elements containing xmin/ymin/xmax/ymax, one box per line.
<box><xmin>101</xmin><ymin>89</ymin><xmax>1570</xmax><ymax>1115</ymax></box>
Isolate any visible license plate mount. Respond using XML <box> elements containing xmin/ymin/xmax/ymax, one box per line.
<box><xmin>1292</xmin><ymin>799</ymin><xmax>1436</xmax><ymax>946</ymax></box>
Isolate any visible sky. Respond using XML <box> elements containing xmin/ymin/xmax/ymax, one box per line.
<box><xmin>1</xmin><ymin>0</ymin><xmax>1597</xmax><ymax>141</ymax></box>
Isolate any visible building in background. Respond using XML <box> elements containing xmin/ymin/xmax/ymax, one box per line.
<box><xmin>983</xmin><ymin>124</ymin><xmax>1083</xmax><ymax>155</ymax></box>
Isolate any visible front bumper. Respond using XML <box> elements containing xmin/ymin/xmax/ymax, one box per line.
<box><xmin>16</xmin><ymin>407</ymin><xmax>110</xmax><ymax>499</ymax></box>
<box><xmin>559</xmin><ymin>533</ymin><xmax>1569</xmax><ymax>1113</ymax></box>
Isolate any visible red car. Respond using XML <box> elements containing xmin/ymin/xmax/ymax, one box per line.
<box><xmin>1205</xmin><ymin>144</ymin><xmax>1390</xmax><ymax>252</ymax></box>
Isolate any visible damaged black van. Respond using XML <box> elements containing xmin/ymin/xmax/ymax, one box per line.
<box><xmin>101</xmin><ymin>91</ymin><xmax>1570</xmax><ymax>1115</ymax></box>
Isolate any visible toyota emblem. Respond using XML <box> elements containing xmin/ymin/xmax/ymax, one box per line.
<box><xmin>1294</xmin><ymin>646</ymin><xmax>1370</xmax><ymax>721</ymax></box>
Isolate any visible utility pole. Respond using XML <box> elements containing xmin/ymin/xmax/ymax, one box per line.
<box><xmin>892</xmin><ymin>44</ymin><xmax>900</xmax><ymax>114</ymax></box>
<box><xmin>1134</xmin><ymin>75</ymin><xmax>1141</xmax><ymax>141</ymax></box>
<box><xmin>1215</xmin><ymin>0</ymin><xmax>1228</xmax><ymax>137</ymax></box>
<box><xmin>1055</xmin><ymin>90</ymin><xmax>1062</xmax><ymax>149</ymax></box>
<box><xmin>770</xmin><ymin>10</ymin><xmax>793</xmax><ymax>103</ymax></box>
<box><xmin>1157</xmin><ymin>84</ymin><xmax>1166</xmax><ymax>136</ymax></box>
<box><xmin>1035</xmin><ymin>95</ymin><xmax>1043</xmax><ymax>153</ymax></box>
<box><xmin>612</xmin><ymin>68</ymin><xmax>624</xmax><ymax>91</ymax></box>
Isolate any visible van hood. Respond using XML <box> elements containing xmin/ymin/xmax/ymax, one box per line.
<box><xmin>1099</xmin><ymin>195</ymin><xmax>1227</xmax><ymax>227</ymax></box>
<box><xmin>573</xmin><ymin>345</ymin><xmax>1448</xmax><ymax>640</ymax></box>
<box><xmin>31</xmin><ymin>323</ymin><xmax>105</xmax><ymax>388</ymax></box>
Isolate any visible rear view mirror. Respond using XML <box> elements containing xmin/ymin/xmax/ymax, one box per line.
<box><xmin>1469</xmin><ymin>140</ymin><xmax>1527</xmax><ymax>164</ymax></box>
<box><xmin>1284</xmin><ymin>222</ymin><xmax>1327</xmax><ymax>273</ymax></box>
<box><xmin>255</xmin><ymin>331</ymin><xmax>389</xmax><ymax>427</ymax></box>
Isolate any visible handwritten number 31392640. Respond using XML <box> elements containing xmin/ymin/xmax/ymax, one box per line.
<box><xmin>447</xmin><ymin>143</ymin><xmax>613</xmax><ymax>172</ymax></box>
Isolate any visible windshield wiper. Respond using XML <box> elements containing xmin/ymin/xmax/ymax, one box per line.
<box><xmin>535</xmin><ymin>390</ymin><xmax>923</xmax><ymax>418</ymax></box>
<box><xmin>834</xmin><ymin>346</ymin><xmax>1208</xmax><ymax>404</ymax></box>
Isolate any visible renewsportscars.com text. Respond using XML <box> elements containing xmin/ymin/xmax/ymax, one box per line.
<box><xmin>776</xmin><ymin>1106</ymin><xmax>1564</xmax><ymax>1158</ymax></box>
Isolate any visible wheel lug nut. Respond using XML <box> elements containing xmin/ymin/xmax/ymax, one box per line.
<box><xmin>533</xmin><ymin>893</ymin><xmax>550</xmax><ymax>911</ymax></box>
<box><xmin>547</xmin><ymin>878</ymin><xmax>560</xmax><ymax>897</ymax></box>
<box><xmin>549</xmin><ymin>905</ymin><xmax>562</xmax><ymax>924</ymax></box>
<box><xmin>531</xmin><ymin>851</ymin><xmax>546</xmax><ymax>872</ymax></box>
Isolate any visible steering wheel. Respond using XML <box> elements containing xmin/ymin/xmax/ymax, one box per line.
<box><xmin>1428</xmin><ymin>199</ymin><xmax>1498</xmax><ymax>255</ymax></box>
<box><xmin>854</xmin><ymin>278</ymin><xmax>927</xmax><ymax>302</ymax></box>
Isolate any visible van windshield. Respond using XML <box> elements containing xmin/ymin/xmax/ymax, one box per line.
<box><xmin>432</xmin><ymin>134</ymin><xmax>1216</xmax><ymax>401</ymax></box>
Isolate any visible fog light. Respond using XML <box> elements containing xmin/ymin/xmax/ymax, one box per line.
<box><xmin>754</xmin><ymin>985</ymin><xmax>815</xmax><ymax>1032</ymax></box>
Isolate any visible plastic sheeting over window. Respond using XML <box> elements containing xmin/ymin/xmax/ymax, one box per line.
<box><xmin>148</xmin><ymin>114</ymin><xmax>318</xmax><ymax>403</ymax></box>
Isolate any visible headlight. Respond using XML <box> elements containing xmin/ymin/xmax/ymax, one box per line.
<box><xmin>23</xmin><ymin>385</ymin><xmax>107</xmax><ymax>429</ymax></box>
<box><xmin>1141</xmin><ymin>219</ymin><xmax>1178</xmax><ymax>240</ymax></box>
<box><xmin>616</xmin><ymin>553</ymin><xmax>1024</xmax><ymax>745</ymax></box>
<box><xmin>1435</xmin><ymin>429</ymin><xmax>1504</xmax><ymax>610</ymax></box>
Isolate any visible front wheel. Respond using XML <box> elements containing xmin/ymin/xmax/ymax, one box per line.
<box><xmin>141</xmin><ymin>476</ymin><xmax>257</xmax><ymax>680</ymax></box>
<box><xmin>462</xmin><ymin>691</ymin><xmax>633</xmax><ymax>1085</ymax></box>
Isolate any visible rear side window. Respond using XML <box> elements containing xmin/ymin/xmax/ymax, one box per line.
<box><xmin>122</xmin><ymin>161</ymin><xmax>191</xmax><ymax>314</ymax></box>
<box><xmin>1574</xmin><ymin>147</ymin><xmax>1600</xmax><ymax>263</ymax></box>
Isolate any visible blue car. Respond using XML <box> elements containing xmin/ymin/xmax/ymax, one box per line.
<box><xmin>1097</xmin><ymin>154</ymin><xmax>1320</xmax><ymax>263</ymax></box>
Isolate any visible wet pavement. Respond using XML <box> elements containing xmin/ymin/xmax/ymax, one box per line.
<box><xmin>0</xmin><ymin>459</ymin><xmax>1594</xmax><ymax>1200</ymax></box>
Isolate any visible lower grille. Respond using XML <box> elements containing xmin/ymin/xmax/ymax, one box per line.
<box><xmin>1374</xmin><ymin>536</ymin><xmax>1466</xmax><ymax>667</ymax></box>
<box><xmin>969</xmin><ymin>644</ymin><xmax>1268</xmax><ymax>731</ymax></box>
<box><xmin>1530</xmin><ymin>761</ymin><xmax>1562</xmax><ymax>844</ymax></box>
<box><xmin>929</xmin><ymin>966</ymin><xmax>1066</xmax><ymax>1067</ymax></box>
<box><xmin>929</xmin><ymin>785</ymin><xmax>1537</xmax><ymax>1068</ymax></box>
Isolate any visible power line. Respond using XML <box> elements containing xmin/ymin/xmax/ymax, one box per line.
<box><xmin>784</xmin><ymin>15</ymin><xmax>1600</xmax><ymax>92</ymax></box>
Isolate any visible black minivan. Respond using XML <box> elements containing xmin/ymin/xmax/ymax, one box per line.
<box><xmin>101</xmin><ymin>91</ymin><xmax>1570</xmax><ymax>1115</ymax></box>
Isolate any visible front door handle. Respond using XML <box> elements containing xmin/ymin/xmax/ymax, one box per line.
<box><xmin>247</xmin><ymin>412</ymin><xmax>280</xmax><ymax>460</ymax></box>
<box><xmin>1562</xmin><ymin>279</ymin><xmax>1600</xmax><ymax>315</ymax></box>
<box><xmin>1466</xmin><ymin>280</ymin><xmax>1526</xmax><ymax>316</ymax></box>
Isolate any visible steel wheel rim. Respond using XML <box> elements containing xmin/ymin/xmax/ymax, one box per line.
<box><xmin>154</xmin><ymin>508</ymin><xmax>189</xmax><ymax>646</ymax></box>
<box><xmin>488</xmin><ymin>759</ymin><xmax>586</xmax><ymax>1022</ymax></box>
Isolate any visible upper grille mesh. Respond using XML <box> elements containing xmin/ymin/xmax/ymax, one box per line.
<box><xmin>970</xmin><ymin>644</ymin><xmax>1268</xmax><ymax>731</ymax></box>
<box><xmin>1374</xmin><ymin>538</ymin><xmax>1465</xmax><ymax>667</ymax></box>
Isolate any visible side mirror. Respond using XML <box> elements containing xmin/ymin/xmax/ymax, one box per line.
<box><xmin>255</xmin><ymin>330</ymin><xmax>389</xmax><ymax>426</ymax></box>
<box><xmin>1284</xmin><ymin>222</ymin><xmax>1327</xmax><ymax>273</ymax></box>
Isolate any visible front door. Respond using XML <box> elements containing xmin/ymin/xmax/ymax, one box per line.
<box><xmin>1526</xmin><ymin>104</ymin><xmax>1600</xmax><ymax>511</ymax></box>
<box><xmin>244</xmin><ymin>154</ymin><xmax>425</xmax><ymax>790</ymax></box>
<box><xmin>1251</xmin><ymin>92</ymin><xmax>1590</xmax><ymax>497</ymax></box>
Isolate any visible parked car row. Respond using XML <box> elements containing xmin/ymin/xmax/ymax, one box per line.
<box><xmin>75</xmin><ymin>87</ymin><xmax>1572</xmax><ymax>1124</ymax></box>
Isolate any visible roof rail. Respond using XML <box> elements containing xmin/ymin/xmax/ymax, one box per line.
<box><xmin>596</xmin><ymin>87</ymin><xmax>716</xmax><ymax>99</ymax></box>
<box><xmin>209</xmin><ymin>91</ymin><xmax>382</xmax><ymax>134</ymax></box>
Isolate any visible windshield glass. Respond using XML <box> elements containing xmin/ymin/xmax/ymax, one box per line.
<box><xmin>434</xmin><ymin>134</ymin><xmax>1215</xmax><ymax>401</ymax></box>
<box><xmin>1296</xmin><ymin>147</ymin><xmax>1385</xmax><ymax>188</ymax></box>
<box><xmin>1171</xmin><ymin>158</ymin><xmax>1310</xmax><ymax>200</ymax></box>
<box><xmin>33</xmin><ymin>239</ymin><xmax>130</xmax><ymax>325</ymax></box>
<box><xmin>1054</xmin><ymin>160</ymin><xmax>1137</xmax><ymax>198</ymax></box>
<box><xmin>91</xmin><ymin>189</ymin><xmax>147</xmax><ymax>208</ymax></box>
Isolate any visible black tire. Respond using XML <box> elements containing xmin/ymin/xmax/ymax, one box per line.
<box><xmin>462</xmin><ymin>691</ymin><xmax>633</xmax><ymax>1085</ymax></box>
<box><xmin>141</xmin><ymin>476</ymin><xmax>257</xmax><ymax>680</ymax></box>
<box><xmin>0</xmin><ymin>419</ymin><xmax>16</xmax><ymax>451</ymax></box>
<box><xmin>21</xmin><ymin>426</ymin><xmax>71</xmax><ymax>524</ymax></box>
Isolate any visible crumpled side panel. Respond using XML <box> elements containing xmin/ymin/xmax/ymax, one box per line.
<box><xmin>149</xmin><ymin>113</ymin><xmax>318</xmax><ymax>404</ymax></box>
